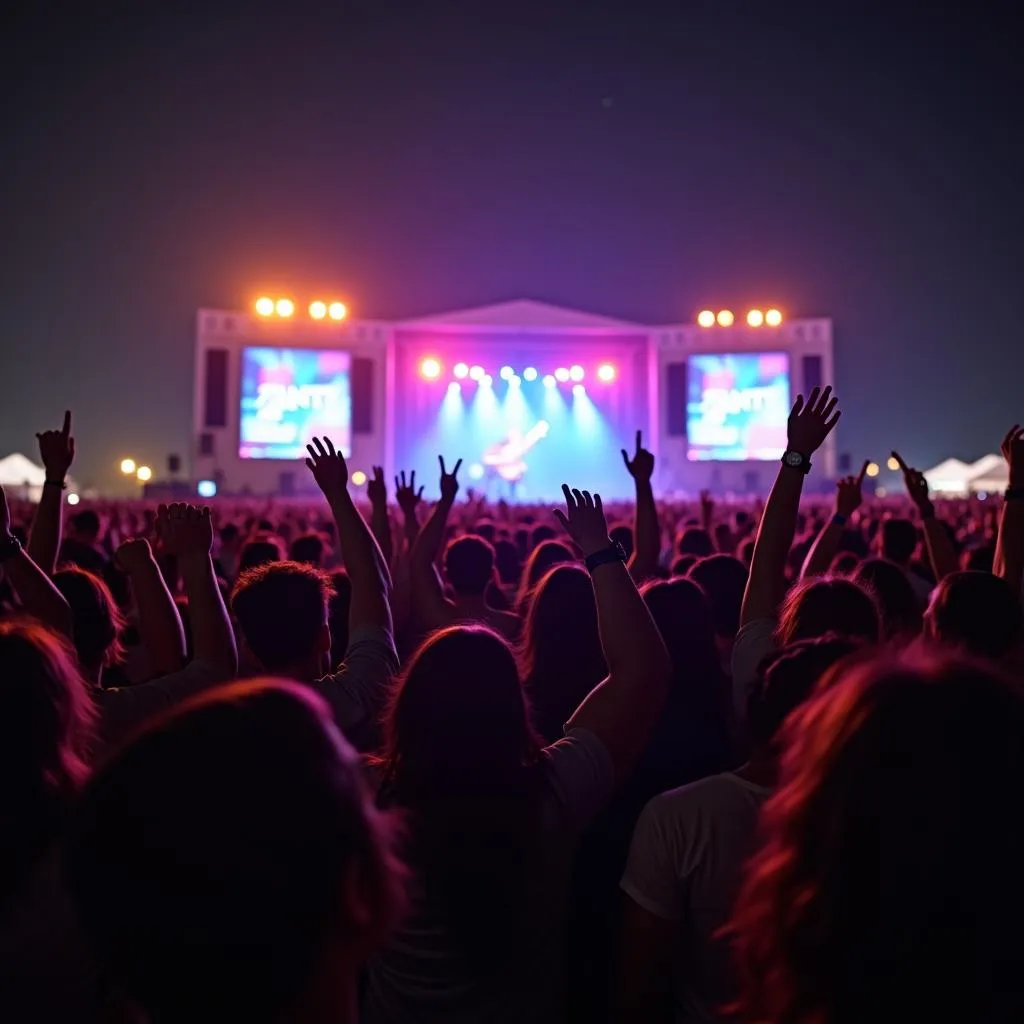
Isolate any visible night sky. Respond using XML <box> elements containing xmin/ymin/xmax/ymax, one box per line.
<box><xmin>3</xmin><ymin>2</ymin><xmax>1022</xmax><ymax>491</ymax></box>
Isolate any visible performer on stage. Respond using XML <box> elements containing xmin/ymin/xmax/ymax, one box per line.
<box><xmin>481</xmin><ymin>421</ymin><xmax>549</xmax><ymax>498</ymax></box>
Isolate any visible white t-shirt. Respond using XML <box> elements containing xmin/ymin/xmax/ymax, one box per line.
<box><xmin>621</xmin><ymin>772</ymin><xmax>771</xmax><ymax>1024</ymax></box>
<box><xmin>729</xmin><ymin>618</ymin><xmax>776</xmax><ymax>716</ymax></box>
<box><xmin>363</xmin><ymin>727</ymin><xmax>615</xmax><ymax>1024</ymax></box>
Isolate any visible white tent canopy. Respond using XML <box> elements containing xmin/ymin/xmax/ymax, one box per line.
<box><xmin>922</xmin><ymin>458</ymin><xmax>973</xmax><ymax>495</ymax></box>
<box><xmin>922</xmin><ymin>454</ymin><xmax>1007</xmax><ymax>496</ymax></box>
<box><xmin>0</xmin><ymin>453</ymin><xmax>77</xmax><ymax>500</ymax></box>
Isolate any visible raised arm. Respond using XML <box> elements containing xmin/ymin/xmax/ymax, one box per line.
<box><xmin>801</xmin><ymin>461</ymin><xmax>868</xmax><ymax>578</ymax></box>
<box><xmin>0</xmin><ymin>485</ymin><xmax>73</xmax><ymax>636</ymax></box>
<box><xmin>158</xmin><ymin>504</ymin><xmax>237</xmax><ymax>677</ymax></box>
<box><xmin>306</xmin><ymin>437</ymin><xmax>393</xmax><ymax>636</ymax></box>
<box><xmin>366</xmin><ymin>466</ymin><xmax>393</xmax><ymax>568</ymax></box>
<box><xmin>395</xmin><ymin>470</ymin><xmax>424</xmax><ymax>550</ymax></box>
<box><xmin>622</xmin><ymin>431</ymin><xmax>660</xmax><ymax>581</ymax></box>
<box><xmin>115</xmin><ymin>536</ymin><xmax>187</xmax><ymax>678</ymax></box>
<box><xmin>994</xmin><ymin>425</ymin><xmax>1024</xmax><ymax>592</ymax></box>
<box><xmin>892</xmin><ymin>451</ymin><xmax>958</xmax><ymax>582</ymax></box>
<box><xmin>408</xmin><ymin>457</ymin><xmax>460</xmax><ymax>631</ymax></box>
<box><xmin>740</xmin><ymin>387</ymin><xmax>841</xmax><ymax>625</ymax></box>
<box><xmin>27</xmin><ymin>410</ymin><xmax>75</xmax><ymax>575</ymax></box>
<box><xmin>557</xmin><ymin>486</ymin><xmax>671</xmax><ymax>780</ymax></box>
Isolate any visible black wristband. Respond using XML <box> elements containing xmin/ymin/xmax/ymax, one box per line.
<box><xmin>0</xmin><ymin>534</ymin><xmax>22</xmax><ymax>563</ymax></box>
<box><xmin>584</xmin><ymin>542</ymin><xmax>626</xmax><ymax>573</ymax></box>
<box><xmin>44</xmin><ymin>479</ymin><xmax>66</xmax><ymax>490</ymax></box>
<box><xmin>1005</xmin><ymin>487</ymin><xmax>1024</xmax><ymax>502</ymax></box>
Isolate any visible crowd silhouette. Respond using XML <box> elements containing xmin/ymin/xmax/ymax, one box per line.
<box><xmin>2</xmin><ymin>390</ymin><xmax>1024</xmax><ymax>1022</ymax></box>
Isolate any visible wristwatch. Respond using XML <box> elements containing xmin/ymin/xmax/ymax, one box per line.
<box><xmin>584</xmin><ymin>541</ymin><xmax>627</xmax><ymax>573</ymax></box>
<box><xmin>0</xmin><ymin>534</ymin><xmax>22</xmax><ymax>563</ymax></box>
<box><xmin>781</xmin><ymin>450</ymin><xmax>812</xmax><ymax>474</ymax></box>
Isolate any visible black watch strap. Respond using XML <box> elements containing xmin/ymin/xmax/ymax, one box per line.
<box><xmin>584</xmin><ymin>542</ymin><xmax>626</xmax><ymax>573</ymax></box>
<box><xmin>781</xmin><ymin>450</ymin><xmax>812</xmax><ymax>475</ymax></box>
<box><xmin>0</xmin><ymin>534</ymin><xmax>23</xmax><ymax>563</ymax></box>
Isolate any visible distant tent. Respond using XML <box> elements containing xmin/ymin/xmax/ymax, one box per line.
<box><xmin>0</xmin><ymin>453</ymin><xmax>77</xmax><ymax>501</ymax></box>
<box><xmin>965</xmin><ymin>454</ymin><xmax>1007</xmax><ymax>494</ymax></box>
<box><xmin>922</xmin><ymin>458</ymin><xmax>972</xmax><ymax>495</ymax></box>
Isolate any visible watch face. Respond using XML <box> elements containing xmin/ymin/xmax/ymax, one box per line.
<box><xmin>784</xmin><ymin>450</ymin><xmax>804</xmax><ymax>468</ymax></box>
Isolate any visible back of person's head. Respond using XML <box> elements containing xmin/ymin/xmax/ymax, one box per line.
<box><xmin>880</xmin><ymin>517</ymin><xmax>918</xmax><ymax>563</ymax></box>
<box><xmin>516</xmin><ymin>539</ymin><xmax>575</xmax><ymax>611</ymax></box>
<box><xmin>777</xmin><ymin>575</ymin><xmax>880</xmax><ymax>646</ymax></box>
<box><xmin>493</xmin><ymin>538</ymin><xmax>522</xmax><ymax>586</ymax></box>
<box><xmin>231</xmin><ymin>561</ymin><xmax>334</xmax><ymax>673</ymax></box>
<box><xmin>327</xmin><ymin>570</ymin><xmax>352</xmax><ymax>663</ymax></box>
<box><xmin>678</xmin><ymin>526</ymin><xmax>714</xmax><ymax>558</ymax></box>
<box><xmin>748</xmin><ymin>634</ymin><xmax>862</xmax><ymax>749</ymax></box>
<box><xmin>288</xmin><ymin>532</ymin><xmax>325</xmax><ymax>567</ymax></box>
<box><xmin>687</xmin><ymin>554</ymin><xmax>748</xmax><ymax>639</ymax></box>
<box><xmin>238</xmin><ymin>536</ymin><xmax>284</xmax><ymax>574</ymax></box>
<box><xmin>926</xmin><ymin>570</ymin><xmax>1023</xmax><ymax>661</ymax></box>
<box><xmin>730</xmin><ymin>654</ymin><xmax>1024</xmax><ymax>1024</ymax></box>
<box><xmin>443</xmin><ymin>535</ymin><xmax>495</xmax><ymax>597</ymax></box>
<box><xmin>853</xmin><ymin>558</ymin><xmax>922</xmax><ymax>641</ymax></box>
<box><xmin>521</xmin><ymin>565</ymin><xmax>606</xmax><ymax>741</ymax></box>
<box><xmin>828</xmin><ymin>551</ymin><xmax>861</xmax><ymax>576</ymax></box>
<box><xmin>70</xmin><ymin>509</ymin><xmax>100</xmax><ymax>542</ymax></box>
<box><xmin>471</xmin><ymin>518</ymin><xmax>496</xmax><ymax>544</ymax></box>
<box><xmin>0</xmin><ymin>620</ymin><xmax>94</xmax><ymax>903</ymax></box>
<box><xmin>219</xmin><ymin>522</ymin><xmax>240</xmax><ymax>547</ymax></box>
<box><xmin>530</xmin><ymin>523</ymin><xmax>557</xmax><ymax>547</ymax></box>
<box><xmin>738</xmin><ymin>537</ymin><xmax>755</xmax><ymax>567</ymax></box>
<box><xmin>53</xmin><ymin>566</ymin><xmax>126</xmax><ymax>674</ymax></box>
<box><xmin>670</xmin><ymin>554</ymin><xmax>698</xmax><ymax>577</ymax></box>
<box><xmin>65</xmin><ymin>681</ymin><xmax>403</xmax><ymax>1023</ymax></box>
<box><xmin>963</xmin><ymin>543</ymin><xmax>995</xmax><ymax>573</ymax></box>
<box><xmin>609</xmin><ymin>523</ymin><xmax>635</xmax><ymax>561</ymax></box>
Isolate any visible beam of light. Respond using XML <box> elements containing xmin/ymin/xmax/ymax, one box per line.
<box><xmin>420</xmin><ymin>357</ymin><xmax>442</xmax><ymax>380</ymax></box>
<box><xmin>500</xmin><ymin>365</ymin><xmax>515</xmax><ymax>380</ymax></box>
<box><xmin>569</xmin><ymin>365</ymin><xmax>585</xmax><ymax>382</ymax></box>
<box><xmin>468</xmin><ymin>463</ymin><xmax>485</xmax><ymax>480</ymax></box>
<box><xmin>554</xmin><ymin>367</ymin><xmax>570</xmax><ymax>382</ymax></box>
<box><xmin>481</xmin><ymin>374</ymin><xmax>493</xmax><ymax>387</ymax></box>
<box><xmin>697</xmin><ymin>309</ymin><xmax>716</xmax><ymax>327</ymax></box>
<box><xmin>309</xmin><ymin>301</ymin><xmax>327</xmax><ymax>320</ymax></box>
<box><xmin>454</xmin><ymin>362</ymin><xmax>469</xmax><ymax>379</ymax></box>
<box><xmin>509</xmin><ymin>375</ymin><xmax>521</xmax><ymax>388</ymax></box>
<box><xmin>597</xmin><ymin>363</ymin><xmax>616</xmax><ymax>382</ymax></box>
<box><xmin>523</xmin><ymin>367</ymin><xmax>538</xmax><ymax>381</ymax></box>
<box><xmin>275</xmin><ymin>298</ymin><xmax>295</xmax><ymax>317</ymax></box>
<box><xmin>543</xmin><ymin>374</ymin><xmax>556</xmax><ymax>388</ymax></box>
<box><xmin>572</xmin><ymin>383</ymin><xmax>586</xmax><ymax>397</ymax></box>
<box><xmin>447</xmin><ymin>381</ymin><xmax>462</xmax><ymax>396</ymax></box>
<box><xmin>255</xmin><ymin>297</ymin><xmax>275</xmax><ymax>316</ymax></box>
<box><xmin>469</xmin><ymin>365</ymin><xmax>485</xmax><ymax>381</ymax></box>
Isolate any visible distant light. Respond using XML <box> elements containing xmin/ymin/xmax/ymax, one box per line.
<box><xmin>275</xmin><ymin>298</ymin><xmax>295</xmax><ymax>317</ymax></box>
<box><xmin>523</xmin><ymin>367</ymin><xmax>538</xmax><ymax>381</ymax></box>
<box><xmin>569</xmin><ymin>364</ymin><xmax>585</xmax><ymax>382</ymax></box>
<box><xmin>536</xmin><ymin>420</ymin><xmax>550</xmax><ymax>434</ymax></box>
<box><xmin>509</xmin><ymin>375</ymin><xmax>521</xmax><ymax>388</ymax></box>
<box><xmin>328</xmin><ymin>302</ymin><xmax>347</xmax><ymax>321</ymax></box>
<box><xmin>469</xmin><ymin>365</ymin><xmax>485</xmax><ymax>381</ymax></box>
<box><xmin>66</xmin><ymin>492</ymin><xmax>80</xmax><ymax>506</ymax></box>
<box><xmin>887</xmin><ymin>456</ymin><xmax>901</xmax><ymax>471</ymax></box>
<box><xmin>350</xmin><ymin>470</ymin><xmax>367</xmax><ymax>486</ymax></box>
<box><xmin>255</xmin><ymin>297</ymin><xmax>275</xmax><ymax>317</ymax></box>
<box><xmin>120</xmin><ymin>458</ymin><xmax>137</xmax><ymax>475</ymax></box>
<box><xmin>136</xmin><ymin>466</ymin><xmax>153</xmax><ymax>482</ymax></box>
<box><xmin>697</xmin><ymin>310</ymin><xmax>716</xmax><ymax>328</ymax></box>
<box><xmin>572</xmin><ymin>384</ymin><xmax>586</xmax><ymax>397</ymax></box>
<box><xmin>481</xmin><ymin>374</ymin><xmax>493</xmax><ymax>388</ymax></box>
<box><xmin>420</xmin><ymin>357</ymin><xmax>442</xmax><ymax>380</ymax></box>
<box><xmin>716</xmin><ymin>310</ymin><xmax>734</xmax><ymax>327</ymax></box>
<box><xmin>746</xmin><ymin>309</ymin><xmax>764</xmax><ymax>327</ymax></box>
<box><xmin>453</xmin><ymin>362</ymin><xmax>469</xmax><ymax>379</ymax></box>
<box><xmin>597</xmin><ymin>363</ymin><xmax>616</xmax><ymax>382</ymax></box>
<box><xmin>543</xmin><ymin>374</ymin><xmax>557</xmax><ymax>388</ymax></box>
<box><xmin>554</xmin><ymin>367</ymin><xmax>570</xmax><ymax>382</ymax></box>
<box><xmin>765</xmin><ymin>308</ymin><xmax>783</xmax><ymax>327</ymax></box>
<box><xmin>866</xmin><ymin>462</ymin><xmax>880</xmax><ymax>478</ymax></box>
<box><xmin>468</xmin><ymin>463</ymin><xmax>485</xmax><ymax>481</ymax></box>
<box><xmin>876</xmin><ymin>486</ymin><xmax>888</xmax><ymax>498</ymax></box>
<box><xmin>309</xmin><ymin>301</ymin><xmax>327</xmax><ymax>320</ymax></box>
<box><xmin>447</xmin><ymin>381</ymin><xmax>461</xmax><ymax>396</ymax></box>
<box><xmin>197</xmin><ymin>479</ymin><xmax>217</xmax><ymax>498</ymax></box>
<box><xmin>499</xmin><ymin>365</ymin><xmax>515</xmax><ymax>380</ymax></box>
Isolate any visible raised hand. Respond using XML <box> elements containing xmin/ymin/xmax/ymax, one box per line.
<box><xmin>621</xmin><ymin>430</ymin><xmax>654</xmax><ymax>483</ymax></box>
<box><xmin>305</xmin><ymin>436</ymin><xmax>348</xmax><ymax>500</ymax></box>
<box><xmin>553</xmin><ymin>484</ymin><xmax>610</xmax><ymax>557</ymax></box>
<box><xmin>891</xmin><ymin>451</ymin><xmax>932</xmax><ymax>513</ymax></box>
<box><xmin>787</xmin><ymin>386</ymin><xmax>840</xmax><ymax>456</ymax></box>
<box><xmin>835</xmin><ymin>460</ymin><xmax>870</xmax><ymax>518</ymax></box>
<box><xmin>1001</xmin><ymin>425</ymin><xmax>1024</xmax><ymax>487</ymax></box>
<box><xmin>36</xmin><ymin>410</ymin><xmax>75</xmax><ymax>482</ymax></box>
<box><xmin>438</xmin><ymin>456</ymin><xmax>462</xmax><ymax>503</ymax></box>
<box><xmin>115</xmin><ymin>536</ymin><xmax>155</xmax><ymax>574</ymax></box>
<box><xmin>395</xmin><ymin>470</ymin><xmax>424</xmax><ymax>514</ymax></box>
<box><xmin>366</xmin><ymin>465</ymin><xmax>387</xmax><ymax>507</ymax></box>
<box><xmin>156</xmin><ymin>503</ymin><xmax>213</xmax><ymax>559</ymax></box>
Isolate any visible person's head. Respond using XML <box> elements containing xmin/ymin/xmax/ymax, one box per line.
<box><xmin>677</xmin><ymin>526</ymin><xmax>714</xmax><ymax>558</ymax></box>
<box><xmin>219</xmin><ymin>522</ymin><xmax>240</xmax><ymax>550</ymax></box>
<box><xmin>925</xmin><ymin>571</ymin><xmax>1023</xmax><ymax>662</ymax></box>
<box><xmin>609</xmin><ymin>523</ymin><xmax>635</xmax><ymax>562</ymax></box>
<box><xmin>516</xmin><ymin>539</ymin><xmax>575</xmax><ymax>612</ymax></box>
<box><xmin>828</xmin><ymin>551</ymin><xmax>861</xmax><ymax>576</ymax></box>
<box><xmin>687</xmin><ymin>554</ymin><xmax>748</xmax><ymax>641</ymax></box>
<box><xmin>670</xmin><ymin>554</ymin><xmax>698</xmax><ymax>577</ymax></box>
<box><xmin>852</xmin><ymin>558</ymin><xmax>922</xmax><ymax>641</ymax></box>
<box><xmin>53</xmin><ymin>566</ymin><xmax>126</xmax><ymax>678</ymax></box>
<box><xmin>493</xmin><ymin>538</ymin><xmax>522</xmax><ymax>586</ymax></box>
<box><xmin>238</xmin><ymin>536</ymin><xmax>285</xmax><ymax>574</ymax></box>
<box><xmin>471</xmin><ymin>518</ymin><xmax>496</xmax><ymax>545</ymax></box>
<box><xmin>730</xmin><ymin>654</ymin><xmax>1024</xmax><ymax>1024</ymax></box>
<box><xmin>231</xmin><ymin>561</ymin><xmax>334</xmax><ymax>678</ymax></box>
<box><xmin>289</xmin><ymin>532</ymin><xmax>325</xmax><ymax>567</ymax></box>
<box><xmin>0</xmin><ymin>620</ymin><xmax>94</xmax><ymax>900</ymax></box>
<box><xmin>880</xmin><ymin>517</ymin><xmax>918</xmax><ymax>564</ymax></box>
<box><xmin>521</xmin><ymin>565</ymin><xmax>606</xmax><ymax>741</ymax></box>
<box><xmin>963</xmin><ymin>543</ymin><xmax>995</xmax><ymax>573</ymax></box>
<box><xmin>65</xmin><ymin>681</ymin><xmax>403</xmax><ymax>1023</ymax></box>
<box><xmin>443</xmin><ymin>535</ymin><xmax>495</xmax><ymax>598</ymax></box>
<box><xmin>738</xmin><ymin>537</ymin><xmax>755</xmax><ymax>567</ymax></box>
<box><xmin>327</xmin><ymin>570</ymin><xmax>352</xmax><ymax>663</ymax></box>
<box><xmin>69</xmin><ymin>509</ymin><xmax>101</xmax><ymax>544</ymax></box>
<box><xmin>776</xmin><ymin>576</ymin><xmax>880</xmax><ymax>647</ymax></box>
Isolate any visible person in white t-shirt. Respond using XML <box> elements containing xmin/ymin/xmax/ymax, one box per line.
<box><xmin>618</xmin><ymin>635</ymin><xmax>861</xmax><ymax>1023</ymax></box>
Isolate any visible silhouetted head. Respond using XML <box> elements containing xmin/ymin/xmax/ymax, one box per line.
<box><xmin>880</xmin><ymin>517</ymin><xmax>918</xmax><ymax>564</ymax></box>
<box><xmin>853</xmin><ymin>558</ymin><xmax>922</xmax><ymax>641</ymax></box>
<box><xmin>776</xmin><ymin>576</ymin><xmax>880</xmax><ymax>646</ymax></box>
<box><xmin>69</xmin><ymin>509</ymin><xmax>101</xmax><ymax>544</ymax></box>
<box><xmin>678</xmin><ymin>526</ymin><xmax>714</xmax><ymax>558</ymax></box>
<box><xmin>289</xmin><ymin>532</ymin><xmax>325</xmax><ymax>567</ymax></box>
<box><xmin>493</xmin><ymin>539</ymin><xmax>522</xmax><ymax>586</ymax></box>
<box><xmin>444</xmin><ymin>535</ymin><xmax>496</xmax><ymax>597</ymax></box>
<box><xmin>609</xmin><ymin>523</ymin><xmax>635</xmax><ymax>561</ymax></box>
<box><xmin>516</xmin><ymin>539</ymin><xmax>575</xmax><ymax>612</ymax></box>
<box><xmin>925</xmin><ymin>571</ymin><xmax>1023</xmax><ymax>662</ymax></box>
<box><xmin>53</xmin><ymin>566</ymin><xmax>125</xmax><ymax>676</ymax></box>
<box><xmin>687</xmin><ymin>554</ymin><xmax>748</xmax><ymax>639</ymax></box>
<box><xmin>238</xmin><ymin>536</ymin><xmax>285</xmax><ymax>573</ymax></box>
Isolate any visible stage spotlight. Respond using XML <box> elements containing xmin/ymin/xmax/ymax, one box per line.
<box><xmin>120</xmin><ymin>458</ymin><xmax>136</xmax><ymax>475</ymax></box>
<box><xmin>523</xmin><ymin>367</ymin><xmax>538</xmax><ymax>381</ymax></box>
<box><xmin>572</xmin><ymin>384</ymin><xmax>586</xmax><ymax>397</ymax></box>
<box><xmin>554</xmin><ymin>367</ymin><xmax>570</xmax><ymax>382</ymax></box>
<box><xmin>500</xmin><ymin>365</ymin><xmax>515</xmax><ymax>380</ymax></box>
<box><xmin>275</xmin><ymin>298</ymin><xmax>295</xmax><ymax>317</ymax></box>
<box><xmin>887</xmin><ymin>456</ymin><xmax>900</xmax><ymax>471</ymax></box>
<box><xmin>351</xmin><ymin>470</ymin><xmax>367</xmax><ymax>486</ymax></box>
<box><xmin>716</xmin><ymin>309</ymin><xmax>734</xmax><ymax>327</ymax></box>
<box><xmin>469</xmin><ymin>365</ymin><xmax>485</xmax><ymax>381</ymax></box>
<box><xmin>597</xmin><ymin>363</ymin><xmax>616</xmax><ymax>382</ymax></box>
<box><xmin>453</xmin><ymin>362</ymin><xmax>469</xmax><ymax>379</ymax></box>
<box><xmin>328</xmin><ymin>302</ymin><xmax>347</xmax><ymax>321</ymax></box>
<box><xmin>543</xmin><ymin>374</ymin><xmax>557</xmax><ymax>389</ymax></box>
<box><xmin>197</xmin><ymin>480</ymin><xmax>217</xmax><ymax>498</ymax></box>
<box><xmin>136</xmin><ymin>466</ymin><xmax>153</xmax><ymax>483</ymax></box>
<box><xmin>255</xmin><ymin>297</ymin><xmax>275</xmax><ymax>317</ymax></box>
<box><xmin>765</xmin><ymin>308</ymin><xmax>783</xmax><ymax>326</ymax></box>
<box><xmin>509</xmin><ymin>375</ymin><xmax>521</xmax><ymax>388</ymax></box>
<box><xmin>481</xmin><ymin>374</ymin><xmax>493</xmax><ymax>387</ymax></box>
<box><xmin>569</xmin><ymin>364</ymin><xmax>585</xmax><ymax>382</ymax></box>
<box><xmin>468</xmin><ymin>463</ymin><xmax>485</xmax><ymax>481</ymax></box>
<box><xmin>746</xmin><ymin>309</ymin><xmax>764</xmax><ymax>327</ymax></box>
<box><xmin>447</xmin><ymin>381</ymin><xmax>461</xmax><ymax>396</ymax></box>
<box><xmin>420</xmin><ymin>357</ymin><xmax>442</xmax><ymax>380</ymax></box>
<box><xmin>66</xmin><ymin>492</ymin><xmax>80</xmax><ymax>506</ymax></box>
<box><xmin>866</xmin><ymin>462</ymin><xmax>880</xmax><ymax>478</ymax></box>
<box><xmin>309</xmin><ymin>301</ymin><xmax>327</xmax><ymax>320</ymax></box>
<box><xmin>697</xmin><ymin>309</ymin><xmax>716</xmax><ymax>328</ymax></box>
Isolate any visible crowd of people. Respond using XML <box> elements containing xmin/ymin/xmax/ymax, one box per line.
<box><xmin>2</xmin><ymin>387</ymin><xmax>1023</xmax><ymax>1023</ymax></box>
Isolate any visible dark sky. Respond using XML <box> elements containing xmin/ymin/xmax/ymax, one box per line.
<box><xmin>3</xmin><ymin>1</ymin><xmax>1022</xmax><ymax>490</ymax></box>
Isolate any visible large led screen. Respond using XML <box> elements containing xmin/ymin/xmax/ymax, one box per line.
<box><xmin>239</xmin><ymin>347</ymin><xmax>352</xmax><ymax>459</ymax></box>
<box><xmin>686</xmin><ymin>352</ymin><xmax>790</xmax><ymax>461</ymax></box>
